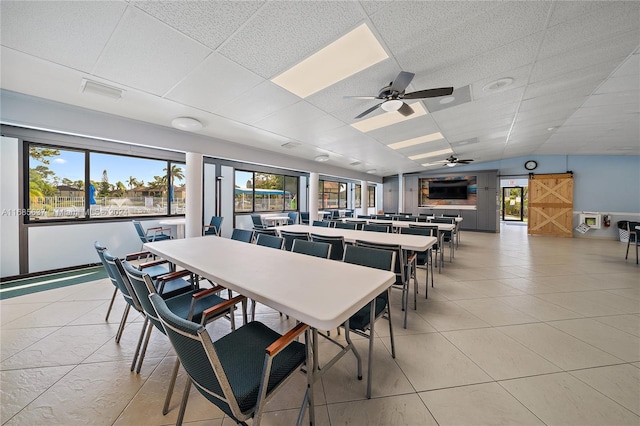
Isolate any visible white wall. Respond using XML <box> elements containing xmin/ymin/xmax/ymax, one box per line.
<box><xmin>220</xmin><ymin>165</ymin><xmax>234</xmax><ymax>237</ymax></box>
<box><xmin>1</xmin><ymin>136</ymin><xmax>20</xmax><ymax>277</ymax></box>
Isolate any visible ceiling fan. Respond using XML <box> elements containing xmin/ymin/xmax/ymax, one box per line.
<box><xmin>345</xmin><ymin>71</ymin><xmax>453</xmax><ymax>119</ymax></box>
<box><xmin>439</xmin><ymin>155</ymin><xmax>474</xmax><ymax>167</ymax></box>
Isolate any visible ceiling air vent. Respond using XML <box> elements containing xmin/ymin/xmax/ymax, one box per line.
<box><xmin>349</xmin><ymin>161</ymin><xmax>362</xmax><ymax>166</ymax></box>
<box><xmin>281</xmin><ymin>141</ymin><xmax>302</xmax><ymax>149</ymax></box>
<box><xmin>81</xmin><ymin>79</ymin><xmax>123</xmax><ymax>100</ymax></box>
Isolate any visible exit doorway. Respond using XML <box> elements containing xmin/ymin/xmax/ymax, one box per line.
<box><xmin>502</xmin><ymin>186</ymin><xmax>528</xmax><ymax>222</ymax></box>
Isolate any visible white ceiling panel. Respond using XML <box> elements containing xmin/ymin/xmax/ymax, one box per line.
<box><xmin>93</xmin><ymin>6</ymin><xmax>211</xmax><ymax>96</ymax></box>
<box><xmin>0</xmin><ymin>1</ymin><xmax>126</xmax><ymax>72</ymax></box>
<box><xmin>1</xmin><ymin>1</ymin><xmax>638</xmax><ymax>177</ymax></box>
<box><xmin>218</xmin><ymin>1</ymin><xmax>365</xmax><ymax>78</ymax></box>
<box><xmin>166</xmin><ymin>53</ymin><xmax>264</xmax><ymax>112</ymax></box>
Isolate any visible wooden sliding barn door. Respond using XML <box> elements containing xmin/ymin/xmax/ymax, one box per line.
<box><xmin>528</xmin><ymin>173</ymin><xmax>574</xmax><ymax>237</ymax></box>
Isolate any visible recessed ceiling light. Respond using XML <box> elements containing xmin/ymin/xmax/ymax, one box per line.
<box><xmin>351</xmin><ymin>102</ymin><xmax>427</xmax><ymax>133</ymax></box>
<box><xmin>408</xmin><ymin>148</ymin><xmax>453</xmax><ymax>161</ymax></box>
<box><xmin>387</xmin><ymin>132</ymin><xmax>444</xmax><ymax>150</ymax></box>
<box><xmin>439</xmin><ymin>96</ymin><xmax>455</xmax><ymax>104</ymax></box>
<box><xmin>482</xmin><ymin>77</ymin><xmax>514</xmax><ymax>92</ymax></box>
<box><xmin>171</xmin><ymin>117</ymin><xmax>203</xmax><ymax>132</ymax></box>
<box><xmin>81</xmin><ymin>79</ymin><xmax>123</xmax><ymax>100</ymax></box>
<box><xmin>271</xmin><ymin>23</ymin><xmax>388</xmax><ymax>98</ymax></box>
<box><xmin>314</xmin><ymin>154</ymin><xmax>329</xmax><ymax>162</ymax></box>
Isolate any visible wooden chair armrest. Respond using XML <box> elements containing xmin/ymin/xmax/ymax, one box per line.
<box><xmin>139</xmin><ymin>259</ymin><xmax>169</xmax><ymax>269</ymax></box>
<box><xmin>266</xmin><ymin>322</ymin><xmax>308</xmax><ymax>356</ymax></box>
<box><xmin>201</xmin><ymin>295</ymin><xmax>247</xmax><ymax>324</ymax></box>
<box><xmin>146</xmin><ymin>226</ymin><xmax>163</xmax><ymax>232</ymax></box>
<box><xmin>156</xmin><ymin>270</ymin><xmax>191</xmax><ymax>283</ymax></box>
<box><xmin>192</xmin><ymin>285</ymin><xmax>225</xmax><ymax>300</ymax></box>
<box><xmin>125</xmin><ymin>250</ymin><xmax>151</xmax><ymax>260</ymax></box>
<box><xmin>407</xmin><ymin>253</ymin><xmax>417</xmax><ymax>263</ymax></box>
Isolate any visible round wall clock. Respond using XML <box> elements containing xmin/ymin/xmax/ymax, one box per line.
<box><xmin>524</xmin><ymin>160</ymin><xmax>538</xmax><ymax>170</ymax></box>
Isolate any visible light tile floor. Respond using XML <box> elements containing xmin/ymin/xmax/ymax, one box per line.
<box><xmin>1</xmin><ymin>224</ymin><xmax>639</xmax><ymax>425</ymax></box>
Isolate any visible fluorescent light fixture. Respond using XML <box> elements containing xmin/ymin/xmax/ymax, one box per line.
<box><xmin>171</xmin><ymin>117</ymin><xmax>203</xmax><ymax>132</ymax></box>
<box><xmin>420</xmin><ymin>162</ymin><xmax>440</xmax><ymax>167</ymax></box>
<box><xmin>408</xmin><ymin>148</ymin><xmax>453</xmax><ymax>161</ymax></box>
<box><xmin>387</xmin><ymin>132</ymin><xmax>443</xmax><ymax>150</ymax></box>
<box><xmin>351</xmin><ymin>102</ymin><xmax>427</xmax><ymax>133</ymax></box>
<box><xmin>81</xmin><ymin>79</ymin><xmax>123</xmax><ymax>100</ymax></box>
<box><xmin>271</xmin><ymin>23</ymin><xmax>388</xmax><ymax>98</ymax></box>
<box><xmin>314</xmin><ymin>154</ymin><xmax>329</xmax><ymax>162</ymax></box>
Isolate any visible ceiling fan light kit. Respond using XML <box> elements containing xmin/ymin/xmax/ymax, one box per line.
<box><xmin>381</xmin><ymin>99</ymin><xmax>403</xmax><ymax>112</ymax></box>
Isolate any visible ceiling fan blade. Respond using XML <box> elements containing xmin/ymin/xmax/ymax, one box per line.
<box><xmin>397</xmin><ymin>102</ymin><xmax>414</xmax><ymax>117</ymax></box>
<box><xmin>403</xmin><ymin>87</ymin><xmax>454</xmax><ymax>99</ymax></box>
<box><xmin>458</xmin><ymin>159</ymin><xmax>474</xmax><ymax>163</ymax></box>
<box><xmin>390</xmin><ymin>71</ymin><xmax>415</xmax><ymax>93</ymax></box>
<box><xmin>355</xmin><ymin>103</ymin><xmax>383</xmax><ymax>119</ymax></box>
<box><xmin>343</xmin><ymin>95</ymin><xmax>378</xmax><ymax>100</ymax></box>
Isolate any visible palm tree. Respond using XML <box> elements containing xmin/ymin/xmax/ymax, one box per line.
<box><xmin>127</xmin><ymin>176</ymin><xmax>140</xmax><ymax>189</ymax></box>
<box><xmin>164</xmin><ymin>165</ymin><xmax>184</xmax><ymax>185</ymax></box>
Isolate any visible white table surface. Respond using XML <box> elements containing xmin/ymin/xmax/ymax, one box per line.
<box><xmin>144</xmin><ymin>236</ymin><xmax>395</xmax><ymax>331</ymax></box>
<box><xmin>159</xmin><ymin>218</ymin><xmax>185</xmax><ymax>238</ymax></box>
<box><xmin>262</xmin><ymin>215</ymin><xmax>290</xmax><ymax>226</ymax></box>
<box><xmin>367</xmin><ymin>219</ymin><xmax>456</xmax><ymax>231</ymax></box>
<box><xmin>275</xmin><ymin>224</ymin><xmax>436</xmax><ymax>252</ymax></box>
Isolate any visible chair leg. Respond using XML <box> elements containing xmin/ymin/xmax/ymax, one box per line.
<box><xmin>136</xmin><ymin>321</ymin><xmax>154</xmax><ymax>373</ymax></box>
<box><xmin>625</xmin><ymin>238</ymin><xmax>631</xmax><ymax>259</ymax></box>
<box><xmin>386</xmin><ymin>291</ymin><xmax>395</xmax><ymax>359</ymax></box>
<box><xmin>105</xmin><ymin>287</ymin><xmax>118</xmax><ymax>321</ymax></box>
<box><xmin>366</xmin><ymin>299</ymin><xmax>376</xmax><ymax>399</ymax></box>
<box><xmin>115</xmin><ymin>304</ymin><xmax>131</xmax><ymax>343</ymax></box>
<box><xmin>163</xmin><ymin>357</ymin><xmax>181</xmax><ymax>415</ymax></box>
<box><xmin>175</xmin><ymin>377</ymin><xmax>192</xmax><ymax>426</ymax></box>
<box><xmin>131</xmin><ymin>317</ymin><xmax>149</xmax><ymax>372</ymax></box>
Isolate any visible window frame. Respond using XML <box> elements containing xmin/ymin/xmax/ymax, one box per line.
<box><xmin>24</xmin><ymin>141</ymin><xmax>185</xmax><ymax>224</ymax></box>
<box><xmin>233</xmin><ymin>169</ymin><xmax>299</xmax><ymax>214</ymax></box>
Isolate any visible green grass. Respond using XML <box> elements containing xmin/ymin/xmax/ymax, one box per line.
<box><xmin>0</xmin><ymin>266</ymin><xmax>108</xmax><ymax>300</ymax></box>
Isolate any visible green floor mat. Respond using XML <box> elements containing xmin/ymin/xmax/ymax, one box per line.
<box><xmin>0</xmin><ymin>266</ymin><xmax>108</xmax><ymax>300</ymax></box>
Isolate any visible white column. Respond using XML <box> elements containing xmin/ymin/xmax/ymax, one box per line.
<box><xmin>398</xmin><ymin>173</ymin><xmax>404</xmax><ymax>213</ymax></box>
<box><xmin>185</xmin><ymin>152</ymin><xmax>203</xmax><ymax>238</ymax></box>
<box><xmin>309</xmin><ymin>172</ymin><xmax>319</xmax><ymax>222</ymax></box>
<box><xmin>360</xmin><ymin>179</ymin><xmax>368</xmax><ymax>216</ymax></box>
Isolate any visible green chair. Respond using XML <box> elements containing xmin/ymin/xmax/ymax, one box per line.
<box><xmin>123</xmin><ymin>262</ymin><xmax>245</xmax><ymax>421</ymax></box>
<box><xmin>149</xmin><ymin>293</ymin><xmax>310</xmax><ymax>426</ymax></box>
<box><xmin>203</xmin><ymin>216</ymin><xmax>223</xmax><ymax>236</ymax></box>
<box><xmin>341</xmin><ymin>245</ymin><xmax>396</xmax><ymax>399</ymax></box>
<box><xmin>291</xmin><ymin>239</ymin><xmax>331</xmax><ymax>259</ymax></box>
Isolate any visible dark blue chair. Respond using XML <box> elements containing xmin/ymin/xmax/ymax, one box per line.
<box><xmin>255</xmin><ymin>233</ymin><xmax>284</xmax><ymax>250</ymax></box>
<box><xmin>300</xmin><ymin>212</ymin><xmax>310</xmax><ymax>225</ymax></box>
<box><xmin>291</xmin><ymin>239</ymin><xmax>331</xmax><ymax>259</ymax></box>
<box><xmin>363</xmin><ymin>223</ymin><xmax>391</xmax><ymax>233</ymax></box>
<box><xmin>279</xmin><ymin>230</ymin><xmax>309</xmax><ymax>251</ymax></box>
<box><xmin>310</xmin><ymin>234</ymin><xmax>345</xmax><ymax>261</ymax></box>
<box><xmin>312</xmin><ymin>220</ymin><xmax>329</xmax><ymax>227</ymax></box>
<box><xmin>231</xmin><ymin>228</ymin><xmax>253</xmax><ymax>243</ymax></box>
<box><xmin>149</xmin><ymin>293</ymin><xmax>309</xmax><ymax>426</ymax></box>
<box><xmin>251</xmin><ymin>214</ymin><xmax>266</xmax><ymax>230</ymax></box>
<box><xmin>94</xmin><ymin>241</ymin><xmax>118</xmax><ymax>322</ymax></box>
<box><xmin>287</xmin><ymin>211</ymin><xmax>298</xmax><ymax>225</ymax></box>
<box><xmin>400</xmin><ymin>226</ymin><xmax>436</xmax><ymax>297</ymax></box>
<box><xmin>132</xmin><ymin>220</ymin><xmax>172</xmax><ymax>249</ymax></box>
<box><xmin>335</xmin><ymin>222</ymin><xmax>356</xmax><ymax>230</ymax></box>
<box><xmin>203</xmin><ymin>216</ymin><xmax>223</xmax><ymax>236</ymax></box>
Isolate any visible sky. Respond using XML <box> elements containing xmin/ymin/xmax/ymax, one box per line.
<box><xmin>37</xmin><ymin>150</ymin><xmax>185</xmax><ymax>187</ymax></box>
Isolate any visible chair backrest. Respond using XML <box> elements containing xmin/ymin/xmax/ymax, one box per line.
<box><xmin>250</xmin><ymin>214</ymin><xmax>264</xmax><ymax>227</ymax></box>
<box><xmin>357</xmin><ymin>215</ymin><xmax>371</xmax><ymax>219</ymax></box>
<box><xmin>310</xmin><ymin>234</ymin><xmax>345</xmax><ymax>261</ymax></box>
<box><xmin>280</xmin><ymin>230</ymin><xmax>310</xmax><ymax>251</ymax></box>
<box><xmin>231</xmin><ymin>228</ymin><xmax>254</xmax><ymax>243</ymax></box>
<box><xmin>396</xmin><ymin>216</ymin><xmax>417</xmax><ymax>222</ymax></box>
<box><xmin>252</xmin><ymin>228</ymin><xmax>277</xmax><ymax>242</ymax></box>
<box><xmin>441</xmin><ymin>214</ymin><xmax>460</xmax><ymax>218</ymax></box>
<box><xmin>330</xmin><ymin>210</ymin><xmax>340</xmax><ymax>219</ymax></box>
<box><xmin>345</xmin><ymin>219</ymin><xmax>364</xmax><ymax>230</ymax></box>
<box><xmin>122</xmin><ymin>260</ymin><xmax>165</xmax><ymax>332</ymax></box>
<box><xmin>363</xmin><ymin>223</ymin><xmax>391</xmax><ymax>233</ymax></box>
<box><xmin>287</xmin><ymin>212</ymin><xmax>298</xmax><ymax>224</ymax></box>
<box><xmin>103</xmin><ymin>251</ymin><xmax>142</xmax><ymax>312</ymax></box>
<box><xmin>204</xmin><ymin>216</ymin><xmax>224</xmax><ymax>236</ymax></box>
<box><xmin>312</xmin><ymin>220</ymin><xmax>329</xmax><ymax>227</ymax></box>
<box><xmin>344</xmin><ymin>210</ymin><xmax>354</xmax><ymax>218</ymax></box>
<box><xmin>94</xmin><ymin>241</ymin><xmax>109</xmax><ymax>272</ymax></box>
<box><xmin>147</xmin><ymin>293</ymin><xmax>239</xmax><ymax>419</ymax></box>
<box><xmin>291</xmin><ymin>239</ymin><xmax>331</xmax><ymax>259</ymax></box>
<box><xmin>628</xmin><ymin>221</ymin><xmax>640</xmax><ymax>242</ymax></box>
<box><xmin>343</xmin><ymin>245</ymin><xmax>395</xmax><ymax>272</ymax></box>
<box><xmin>300</xmin><ymin>212</ymin><xmax>310</xmax><ymax>224</ymax></box>
<box><xmin>132</xmin><ymin>220</ymin><xmax>148</xmax><ymax>243</ymax></box>
<box><xmin>255</xmin><ymin>233</ymin><xmax>284</xmax><ymax>249</ymax></box>
<box><xmin>431</xmin><ymin>217</ymin><xmax>455</xmax><ymax>224</ymax></box>
<box><xmin>354</xmin><ymin>240</ymin><xmax>404</xmax><ymax>285</ymax></box>
<box><xmin>335</xmin><ymin>222</ymin><xmax>356</xmax><ymax>230</ymax></box>
<box><xmin>408</xmin><ymin>224</ymin><xmax>438</xmax><ymax>237</ymax></box>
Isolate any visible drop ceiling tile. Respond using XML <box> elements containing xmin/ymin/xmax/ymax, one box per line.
<box><xmin>547</xmin><ymin>1</ymin><xmax>607</xmax><ymax>27</ymax></box>
<box><xmin>166</xmin><ymin>52</ymin><xmax>264</xmax><ymax>113</ymax></box>
<box><xmin>367</xmin><ymin>115</ymin><xmax>441</xmax><ymax>145</ymax></box>
<box><xmin>218</xmin><ymin>80</ymin><xmax>300</xmax><ymax>124</ymax></box>
<box><xmin>530</xmin><ymin>31</ymin><xmax>639</xmax><ymax>83</ymax></box>
<box><xmin>472</xmin><ymin>65</ymin><xmax>533</xmax><ymax>100</ymax></box>
<box><xmin>132</xmin><ymin>1</ymin><xmax>263</xmax><ymax>50</ymax></box>
<box><xmin>93</xmin><ymin>7</ymin><xmax>211</xmax><ymax>96</ymax></box>
<box><xmin>218</xmin><ymin>2</ymin><xmax>365</xmax><ymax>78</ymax></box>
<box><xmin>519</xmin><ymin>92</ymin><xmax>587</xmax><ymax>113</ymax></box>
<box><xmin>0</xmin><ymin>1</ymin><xmax>126</xmax><ymax>72</ymax></box>
<box><xmin>581</xmin><ymin>91</ymin><xmax>639</xmax><ymax>108</ymax></box>
<box><xmin>253</xmin><ymin>101</ymin><xmax>328</xmax><ymax>134</ymax></box>
<box><xmin>277</xmin><ymin>115</ymin><xmax>347</xmax><ymax>144</ymax></box>
<box><xmin>595</xmin><ymin>75</ymin><xmax>640</xmax><ymax>95</ymax></box>
<box><xmin>612</xmin><ymin>52</ymin><xmax>640</xmax><ymax>78</ymax></box>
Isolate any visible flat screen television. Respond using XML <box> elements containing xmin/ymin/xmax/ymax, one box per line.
<box><xmin>428</xmin><ymin>179</ymin><xmax>468</xmax><ymax>199</ymax></box>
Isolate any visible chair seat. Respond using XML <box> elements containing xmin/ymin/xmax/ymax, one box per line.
<box><xmin>159</xmin><ymin>277</ymin><xmax>194</xmax><ymax>299</ymax></box>
<box><xmin>143</xmin><ymin>264</ymin><xmax>171</xmax><ymax>279</ymax></box>
<box><xmin>151</xmin><ymin>233</ymin><xmax>172</xmax><ymax>241</ymax></box>
<box><xmin>348</xmin><ymin>296</ymin><xmax>387</xmax><ymax>331</ymax></box>
<box><xmin>165</xmin><ymin>291</ymin><xmax>226</xmax><ymax>324</ymax></box>
<box><xmin>213</xmin><ymin>321</ymin><xmax>306</xmax><ymax>413</ymax></box>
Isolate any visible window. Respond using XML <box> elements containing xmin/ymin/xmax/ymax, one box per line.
<box><xmin>26</xmin><ymin>142</ymin><xmax>184</xmax><ymax>221</ymax></box>
<box><xmin>234</xmin><ymin>170</ymin><xmax>298</xmax><ymax>213</ymax></box>
<box><xmin>355</xmin><ymin>184</ymin><xmax>361</xmax><ymax>208</ymax></box>
<box><xmin>367</xmin><ymin>185</ymin><xmax>375</xmax><ymax>207</ymax></box>
<box><xmin>319</xmin><ymin>180</ymin><xmax>347</xmax><ymax>209</ymax></box>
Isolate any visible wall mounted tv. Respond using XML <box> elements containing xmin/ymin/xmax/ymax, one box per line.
<box><xmin>428</xmin><ymin>179</ymin><xmax>469</xmax><ymax>200</ymax></box>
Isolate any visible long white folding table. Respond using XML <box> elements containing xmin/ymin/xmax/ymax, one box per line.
<box><xmin>144</xmin><ymin>236</ymin><xmax>395</xmax><ymax>423</ymax></box>
<box><xmin>275</xmin><ymin>224</ymin><xmax>437</xmax><ymax>328</ymax></box>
